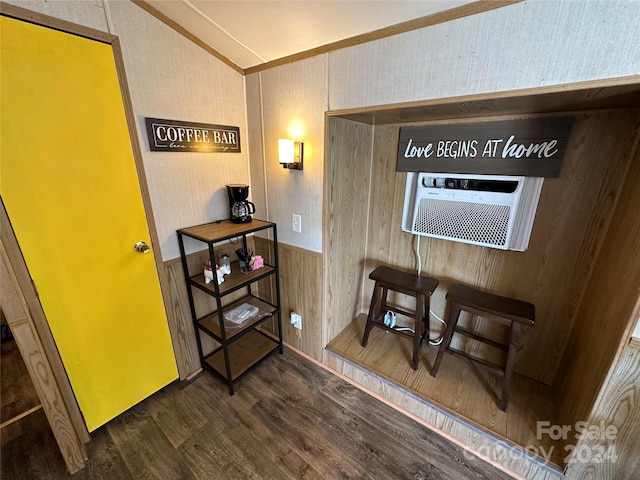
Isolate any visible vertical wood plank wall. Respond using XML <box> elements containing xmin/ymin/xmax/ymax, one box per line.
<box><xmin>254</xmin><ymin>238</ymin><xmax>324</xmax><ymax>361</ymax></box>
<box><xmin>565</xmin><ymin>342</ymin><xmax>640</xmax><ymax>479</ymax></box>
<box><xmin>328</xmin><ymin>110</ymin><xmax>639</xmax><ymax>386</ymax></box>
<box><xmin>323</xmin><ymin>117</ymin><xmax>373</xmax><ymax>351</ymax></box>
<box><xmin>555</xmin><ymin>118</ymin><xmax>640</xmax><ymax>443</ymax></box>
<box><xmin>164</xmin><ymin>255</ymin><xmax>204</xmax><ymax>378</ymax></box>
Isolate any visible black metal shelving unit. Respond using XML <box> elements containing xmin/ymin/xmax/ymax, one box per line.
<box><xmin>176</xmin><ymin>219</ymin><xmax>283</xmax><ymax>395</ymax></box>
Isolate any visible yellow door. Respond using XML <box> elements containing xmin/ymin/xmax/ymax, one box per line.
<box><xmin>0</xmin><ymin>17</ymin><xmax>178</xmax><ymax>431</ymax></box>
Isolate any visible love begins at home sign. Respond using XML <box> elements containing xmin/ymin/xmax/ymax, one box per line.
<box><xmin>397</xmin><ymin>117</ymin><xmax>574</xmax><ymax>177</ymax></box>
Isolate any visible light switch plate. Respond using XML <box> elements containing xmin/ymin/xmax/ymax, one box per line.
<box><xmin>292</xmin><ymin>214</ymin><xmax>302</xmax><ymax>233</ymax></box>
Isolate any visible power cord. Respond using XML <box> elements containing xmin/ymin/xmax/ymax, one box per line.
<box><xmin>415</xmin><ymin>234</ymin><xmax>447</xmax><ymax>346</ymax></box>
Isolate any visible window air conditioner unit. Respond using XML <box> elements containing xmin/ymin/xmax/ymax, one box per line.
<box><xmin>402</xmin><ymin>172</ymin><xmax>543</xmax><ymax>251</ymax></box>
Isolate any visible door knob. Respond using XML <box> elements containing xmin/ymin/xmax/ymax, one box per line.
<box><xmin>134</xmin><ymin>241</ymin><xmax>150</xmax><ymax>254</ymax></box>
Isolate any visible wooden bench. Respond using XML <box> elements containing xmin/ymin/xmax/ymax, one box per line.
<box><xmin>430</xmin><ymin>283</ymin><xmax>535</xmax><ymax>411</ymax></box>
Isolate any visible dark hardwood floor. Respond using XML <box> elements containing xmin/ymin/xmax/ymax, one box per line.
<box><xmin>1</xmin><ymin>347</ymin><xmax>516</xmax><ymax>479</ymax></box>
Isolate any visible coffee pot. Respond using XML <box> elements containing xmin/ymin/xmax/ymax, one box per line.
<box><xmin>226</xmin><ymin>184</ymin><xmax>255</xmax><ymax>223</ymax></box>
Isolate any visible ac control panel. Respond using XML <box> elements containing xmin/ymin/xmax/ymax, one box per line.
<box><xmin>421</xmin><ymin>175</ymin><xmax>519</xmax><ymax>193</ymax></box>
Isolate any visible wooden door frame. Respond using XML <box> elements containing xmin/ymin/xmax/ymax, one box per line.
<box><xmin>1</xmin><ymin>202</ymin><xmax>88</xmax><ymax>473</ymax></box>
<box><xmin>0</xmin><ymin>1</ymin><xmax>187</xmax><ymax>471</ymax></box>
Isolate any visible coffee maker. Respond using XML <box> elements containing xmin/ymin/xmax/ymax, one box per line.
<box><xmin>226</xmin><ymin>184</ymin><xmax>255</xmax><ymax>223</ymax></box>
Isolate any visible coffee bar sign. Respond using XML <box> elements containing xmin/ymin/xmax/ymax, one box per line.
<box><xmin>145</xmin><ymin>117</ymin><xmax>240</xmax><ymax>153</ymax></box>
<box><xmin>397</xmin><ymin>117</ymin><xmax>574</xmax><ymax>177</ymax></box>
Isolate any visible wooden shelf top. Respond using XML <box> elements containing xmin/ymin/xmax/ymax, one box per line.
<box><xmin>198</xmin><ymin>295</ymin><xmax>277</xmax><ymax>341</ymax></box>
<box><xmin>190</xmin><ymin>263</ymin><xmax>275</xmax><ymax>296</ymax></box>
<box><xmin>204</xmin><ymin>330</ymin><xmax>279</xmax><ymax>381</ymax></box>
<box><xmin>178</xmin><ymin>219</ymin><xmax>274</xmax><ymax>242</ymax></box>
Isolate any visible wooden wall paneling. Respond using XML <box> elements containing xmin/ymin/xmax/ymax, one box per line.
<box><xmin>163</xmin><ymin>238</ymin><xmax>258</xmax><ymax>378</ymax></box>
<box><xmin>564</xmin><ymin>343</ymin><xmax>640</xmax><ymax>480</ymax></box>
<box><xmin>323</xmin><ymin>117</ymin><xmax>374</xmax><ymax>348</ymax></box>
<box><xmin>280</xmin><ymin>243</ymin><xmax>323</xmax><ymax>361</ymax></box>
<box><xmin>163</xmin><ymin>257</ymin><xmax>202</xmax><ymax>379</ymax></box>
<box><xmin>499</xmin><ymin>110</ymin><xmax>639</xmax><ymax>383</ymax></box>
<box><xmin>362</xmin><ymin>124</ymin><xmax>414</xmax><ymax>293</ymax></box>
<box><xmin>555</xmin><ymin>113</ymin><xmax>640</xmax><ymax>454</ymax></box>
<box><xmin>1</xmin><ymin>242</ymin><xmax>87</xmax><ymax>474</ymax></box>
<box><xmin>360</xmin><ymin>111</ymin><xmax>638</xmax><ymax>384</ymax></box>
<box><xmin>255</xmin><ymin>238</ymin><xmax>324</xmax><ymax>361</ymax></box>
<box><xmin>364</xmin><ymin>123</ymin><xmax>523</xmax><ymax>367</ymax></box>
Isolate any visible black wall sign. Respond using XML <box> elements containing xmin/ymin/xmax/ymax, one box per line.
<box><xmin>145</xmin><ymin>117</ymin><xmax>241</xmax><ymax>153</ymax></box>
<box><xmin>397</xmin><ymin>117</ymin><xmax>574</xmax><ymax>177</ymax></box>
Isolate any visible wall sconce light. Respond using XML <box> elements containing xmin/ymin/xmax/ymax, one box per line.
<box><xmin>278</xmin><ymin>138</ymin><xmax>303</xmax><ymax>170</ymax></box>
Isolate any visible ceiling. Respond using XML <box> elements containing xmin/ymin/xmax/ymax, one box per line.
<box><xmin>143</xmin><ymin>0</ymin><xmax>477</xmax><ymax>70</ymax></box>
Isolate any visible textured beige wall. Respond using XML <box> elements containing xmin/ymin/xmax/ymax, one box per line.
<box><xmin>328</xmin><ymin>0</ymin><xmax>640</xmax><ymax>110</ymax></box>
<box><xmin>108</xmin><ymin>0</ymin><xmax>248</xmax><ymax>261</ymax></box>
<box><xmin>246</xmin><ymin>55</ymin><xmax>327</xmax><ymax>253</ymax></box>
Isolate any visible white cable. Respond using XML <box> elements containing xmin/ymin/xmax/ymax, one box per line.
<box><xmin>415</xmin><ymin>234</ymin><xmax>422</xmax><ymax>276</ymax></box>
<box><xmin>414</xmin><ymin>233</ymin><xmax>448</xmax><ymax>345</ymax></box>
<box><xmin>430</xmin><ymin>310</ymin><xmax>446</xmax><ymax>326</ymax></box>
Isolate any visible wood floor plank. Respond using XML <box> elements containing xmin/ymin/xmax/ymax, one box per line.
<box><xmin>234</xmin><ymin>356</ymin><xmax>408</xmax><ymax>479</ymax></box>
<box><xmin>319</xmin><ymin>374</ymin><xmax>514</xmax><ymax>480</ymax></box>
<box><xmin>145</xmin><ymin>381</ymin><xmax>209</xmax><ymax>448</ymax></box>
<box><xmin>176</xmin><ymin>372</ymin><xmax>317</xmax><ymax>480</ymax></box>
<box><xmin>71</xmin><ymin>426</ymin><xmax>134</xmax><ymax>480</ymax></box>
<box><xmin>237</xmin><ymin>378</ymin><xmax>370</xmax><ymax>478</ymax></box>
<box><xmin>1</xmin><ymin>409</ymin><xmax>133</xmax><ymax>480</ymax></box>
<box><xmin>105</xmin><ymin>404</ymin><xmax>197</xmax><ymax>480</ymax></box>
<box><xmin>196</xmin><ymin>377</ymin><xmax>326</xmax><ymax>480</ymax></box>
<box><xmin>235</xmin><ymin>355</ymin><xmax>504</xmax><ymax>480</ymax></box>
<box><xmin>178</xmin><ymin>420</ymin><xmax>268</xmax><ymax>480</ymax></box>
<box><xmin>1</xmin><ymin>410</ymin><xmax>67</xmax><ymax>480</ymax></box>
<box><xmin>2</xmin><ymin>348</ymin><xmax>519</xmax><ymax>479</ymax></box>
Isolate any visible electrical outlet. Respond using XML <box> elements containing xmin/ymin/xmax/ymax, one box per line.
<box><xmin>292</xmin><ymin>214</ymin><xmax>302</xmax><ymax>233</ymax></box>
<box><xmin>290</xmin><ymin>312</ymin><xmax>302</xmax><ymax>330</ymax></box>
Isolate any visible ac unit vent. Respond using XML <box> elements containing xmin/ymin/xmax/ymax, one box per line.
<box><xmin>402</xmin><ymin>172</ymin><xmax>543</xmax><ymax>251</ymax></box>
<box><xmin>414</xmin><ymin>198</ymin><xmax>511</xmax><ymax>247</ymax></box>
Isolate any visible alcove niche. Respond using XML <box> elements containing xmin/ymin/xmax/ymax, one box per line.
<box><xmin>323</xmin><ymin>77</ymin><xmax>640</xmax><ymax>479</ymax></box>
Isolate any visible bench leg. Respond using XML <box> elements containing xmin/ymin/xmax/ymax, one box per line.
<box><xmin>411</xmin><ymin>294</ymin><xmax>425</xmax><ymax>370</ymax></box>
<box><xmin>500</xmin><ymin>322</ymin><xmax>521</xmax><ymax>411</ymax></box>
<box><xmin>361</xmin><ymin>281</ymin><xmax>381</xmax><ymax>348</ymax></box>
<box><xmin>419</xmin><ymin>294</ymin><xmax>430</xmax><ymax>344</ymax></box>
<box><xmin>430</xmin><ymin>303</ymin><xmax>461</xmax><ymax>376</ymax></box>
